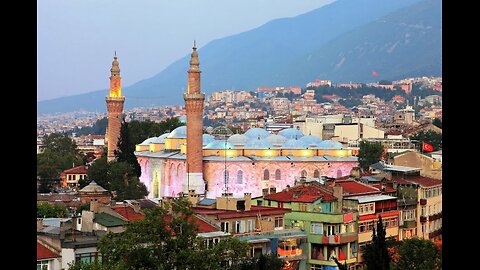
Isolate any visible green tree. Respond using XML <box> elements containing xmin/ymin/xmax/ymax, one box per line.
<box><xmin>109</xmin><ymin>162</ymin><xmax>148</xmax><ymax>201</ymax></box>
<box><xmin>37</xmin><ymin>203</ymin><xmax>68</xmax><ymax>218</ymax></box>
<box><xmin>83</xmin><ymin>156</ymin><xmax>110</xmax><ymax>189</ymax></box>
<box><xmin>37</xmin><ymin>133</ymin><xmax>83</xmax><ymax>180</ymax></box>
<box><xmin>70</xmin><ymin>197</ymin><xmax>251</xmax><ymax>270</ymax></box>
<box><xmin>362</xmin><ymin>216</ymin><xmax>390</xmax><ymax>270</ymax></box>
<box><xmin>410</xmin><ymin>130</ymin><xmax>442</xmax><ymax>151</ymax></box>
<box><xmin>396</xmin><ymin>238</ymin><xmax>441</xmax><ymax>270</ymax></box>
<box><xmin>240</xmin><ymin>253</ymin><xmax>284</xmax><ymax>270</ymax></box>
<box><xmin>76</xmin><ymin>203</ymin><xmax>91</xmax><ymax>214</ymax></box>
<box><xmin>358</xmin><ymin>141</ymin><xmax>385</xmax><ymax>170</ymax></box>
<box><xmin>432</xmin><ymin>118</ymin><xmax>442</xmax><ymax>129</ymax></box>
<box><xmin>115</xmin><ymin>120</ymin><xmax>142</xmax><ymax>177</ymax></box>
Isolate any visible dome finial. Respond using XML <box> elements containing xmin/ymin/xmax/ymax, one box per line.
<box><xmin>110</xmin><ymin>52</ymin><xmax>120</xmax><ymax>76</ymax></box>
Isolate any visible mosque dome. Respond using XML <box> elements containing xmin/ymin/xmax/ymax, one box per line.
<box><xmin>150</xmin><ymin>133</ymin><xmax>170</xmax><ymax>144</ymax></box>
<box><xmin>139</xmin><ymin>137</ymin><xmax>158</xmax><ymax>146</ymax></box>
<box><xmin>299</xmin><ymin>135</ymin><xmax>323</xmax><ymax>147</ymax></box>
<box><xmin>317</xmin><ymin>140</ymin><xmax>344</xmax><ymax>149</ymax></box>
<box><xmin>244</xmin><ymin>128</ymin><xmax>270</xmax><ymax>139</ymax></box>
<box><xmin>204</xmin><ymin>140</ymin><xmax>236</xmax><ymax>150</ymax></box>
<box><xmin>227</xmin><ymin>134</ymin><xmax>249</xmax><ymax>145</ymax></box>
<box><xmin>244</xmin><ymin>137</ymin><xmax>274</xmax><ymax>149</ymax></box>
<box><xmin>167</xmin><ymin>126</ymin><xmax>187</xmax><ymax>139</ymax></box>
<box><xmin>266</xmin><ymin>134</ymin><xmax>287</xmax><ymax>145</ymax></box>
<box><xmin>278</xmin><ymin>128</ymin><xmax>304</xmax><ymax>139</ymax></box>
<box><xmin>79</xmin><ymin>180</ymin><xmax>108</xmax><ymax>193</ymax></box>
<box><xmin>281</xmin><ymin>139</ymin><xmax>308</xmax><ymax>149</ymax></box>
<box><xmin>202</xmin><ymin>134</ymin><xmax>215</xmax><ymax>146</ymax></box>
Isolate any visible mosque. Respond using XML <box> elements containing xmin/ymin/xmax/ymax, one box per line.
<box><xmin>129</xmin><ymin>43</ymin><xmax>359</xmax><ymax>199</ymax></box>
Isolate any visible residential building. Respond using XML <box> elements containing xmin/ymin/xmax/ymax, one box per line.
<box><xmin>60</xmin><ymin>166</ymin><xmax>88</xmax><ymax>188</ymax></box>
<box><xmin>254</xmin><ymin>182</ymin><xmax>358</xmax><ymax>270</ymax></box>
<box><xmin>37</xmin><ymin>242</ymin><xmax>62</xmax><ymax>270</ymax></box>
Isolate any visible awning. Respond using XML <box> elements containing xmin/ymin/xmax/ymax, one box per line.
<box><xmin>247</xmin><ymin>238</ymin><xmax>271</xmax><ymax>244</ymax></box>
<box><xmin>278</xmin><ymin>234</ymin><xmax>307</xmax><ymax>240</ymax></box>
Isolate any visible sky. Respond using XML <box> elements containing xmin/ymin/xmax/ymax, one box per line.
<box><xmin>37</xmin><ymin>0</ymin><xmax>335</xmax><ymax>101</ymax></box>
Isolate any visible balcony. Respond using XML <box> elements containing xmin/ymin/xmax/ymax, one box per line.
<box><xmin>420</xmin><ymin>216</ymin><xmax>427</xmax><ymax>223</ymax></box>
<box><xmin>401</xmin><ymin>220</ymin><xmax>417</xmax><ymax>229</ymax></box>
<box><xmin>420</xmin><ymin>199</ymin><xmax>427</xmax><ymax>206</ymax></box>
<box><xmin>320</xmin><ymin>233</ymin><xmax>358</xmax><ymax>245</ymax></box>
<box><xmin>428</xmin><ymin>212</ymin><xmax>442</xmax><ymax>221</ymax></box>
<box><xmin>428</xmin><ymin>228</ymin><xmax>442</xmax><ymax>239</ymax></box>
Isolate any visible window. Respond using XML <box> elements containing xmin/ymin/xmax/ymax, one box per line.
<box><xmin>314</xmin><ymin>169</ymin><xmax>320</xmax><ymax>178</ymax></box>
<box><xmin>301</xmin><ymin>170</ymin><xmax>307</xmax><ymax>178</ymax></box>
<box><xmin>299</xmin><ymin>204</ymin><xmax>308</xmax><ymax>212</ymax></box>
<box><xmin>236</xmin><ymin>170</ymin><xmax>243</xmax><ymax>184</ymax></box>
<box><xmin>262</xmin><ymin>189</ymin><xmax>268</xmax><ymax>196</ymax></box>
<box><xmin>428</xmin><ymin>206</ymin><xmax>431</xmax><ymax>216</ymax></box>
<box><xmin>220</xmin><ymin>221</ymin><xmax>229</xmax><ymax>233</ymax></box>
<box><xmin>422</xmin><ymin>223</ymin><xmax>426</xmax><ymax>233</ymax></box>
<box><xmin>359</xmin><ymin>222</ymin><xmax>366</xmax><ymax>233</ymax></box>
<box><xmin>73</xmin><ymin>175</ymin><xmax>76</xmax><ymax>180</ymax></box>
<box><xmin>37</xmin><ymin>260</ymin><xmax>49</xmax><ymax>270</ymax></box>
<box><xmin>264</xmin><ymin>169</ymin><xmax>270</xmax><ymax>180</ymax></box>
<box><xmin>311</xmin><ymin>264</ymin><xmax>323</xmax><ymax>270</ymax></box>
<box><xmin>275</xmin><ymin>217</ymin><xmax>283</xmax><ymax>228</ymax></box>
<box><xmin>275</xmin><ymin>169</ymin><xmax>281</xmax><ymax>180</ymax></box>
<box><xmin>269</xmin><ymin>187</ymin><xmax>276</xmax><ymax>194</ymax></box>
<box><xmin>359</xmin><ymin>205</ymin><xmax>364</xmax><ymax>213</ymax></box>
<box><xmin>311</xmin><ymin>222</ymin><xmax>323</xmax><ymax>234</ymax></box>
<box><xmin>68</xmin><ymin>175</ymin><xmax>72</xmax><ymax>181</ymax></box>
<box><xmin>78</xmin><ymin>218</ymin><xmax>81</xmax><ymax>225</ymax></box>
<box><xmin>247</xmin><ymin>219</ymin><xmax>254</xmax><ymax>232</ymax></box>
<box><xmin>369</xmin><ymin>203</ymin><xmax>374</xmax><ymax>212</ymax></box>
<box><xmin>76</xmin><ymin>252</ymin><xmax>101</xmax><ymax>264</ymax></box>
<box><xmin>257</xmin><ymin>200</ymin><xmax>263</xmax><ymax>206</ymax></box>
<box><xmin>421</xmin><ymin>206</ymin><xmax>426</xmax><ymax>216</ymax></box>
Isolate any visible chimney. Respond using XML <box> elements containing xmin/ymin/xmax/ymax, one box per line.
<box><xmin>244</xmin><ymin>193</ymin><xmax>251</xmax><ymax>211</ymax></box>
<box><xmin>37</xmin><ymin>218</ymin><xmax>44</xmax><ymax>230</ymax></box>
<box><xmin>332</xmin><ymin>186</ymin><xmax>343</xmax><ymax>213</ymax></box>
<box><xmin>188</xmin><ymin>189</ymin><xmax>200</xmax><ymax>206</ymax></box>
<box><xmin>285</xmin><ymin>185</ymin><xmax>290</xmax><ymax>192</ymax></box>
<box><xmin>132</xmin><ymin>202</ymin><xmax>141</xmax><ymax>213</ymax></box>
<box><xmin>90</xmin><ymin>200</ymin><xmax>100</xmax><ymax>213</ymax></box>
<box><xmin>350</xmin><ymin>167</ymin><xmax>361</xmax><ymax>178</ymax></box>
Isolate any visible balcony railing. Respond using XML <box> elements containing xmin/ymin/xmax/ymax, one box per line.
<box><xmin>321</xmin><ymin>233</ymin><xmax>357</xmax><ymax>245</ymax></box>
<box><xmin>428</xmin><ymin>228</ymin><xmax>442</xmax><ymax>239</ymax></box>
<box><xmin>428</xmin><ymin>212</ymin><xmax>442</xmax><ymax>221</ymax></box>
<box><xmin>420</xmin><ymin>216</ymin><xmax>427</xmax><ymax>223</ymax></box>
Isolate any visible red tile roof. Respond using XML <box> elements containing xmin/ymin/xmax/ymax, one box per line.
<box><xmin>112</xmin><ymin>206</ymin><xmax>145</xmax><ymax>222</ymax></box>
<box><xmin>335</xmin><ymin>180</ymin><xmax>381</xmax><ymax>196</ymax></box>
<box><xmin>390</xmin><ymin>176</ymin><xmax>441</xmax><ymax>187</ymax></box>
<box><xmin>37</xmin><ymin>242</ymin><xmax>60</xmax><ymax>260</ymax></box>
<box><xmin>62</xmin><ymin>165</ymin><xmax>88</xmax><ymax>175</ymax></box>
<box><xmin>372</xmin><ymin>184</ymin><xmax>397</xmax><ymax>194</ymax></box>
<box><xmin>164</xmin><ymin>215</ymin><xmax>220</xmax><ymax>234</ymax></box>
<box><xmin>192</xmin><ymin>206</ymin><xmax>291</xmax><ymax>219</ymax></box>
<box><xmin>264</xmin><ymin>185</ymin><xmax>336</xmax><ymax>203</ymax></box>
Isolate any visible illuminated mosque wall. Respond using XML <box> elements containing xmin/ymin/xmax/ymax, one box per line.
<box><xmin>134</xmin><ymin>43</ymin><xmax>359</xmax><ymax>199</ymax></box>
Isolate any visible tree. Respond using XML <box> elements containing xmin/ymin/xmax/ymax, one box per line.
<box><xmin>76</xmin><ymin>203</ymin><xmax>90</xmax><ymax>214</ymax></box>
<box><xmin>410</xmin><ymin>130</ymin><xmax>442</xmax><ymax>151</ymax></box>
<box><xmin>84</xmin><ymin>156</ymin><xmax>110</xmax><ymax>189</ymax></box>
<box><xmin>396</xmin><ymin>238</ymin><xmax>441</xmax><ymax>270</ymax></box>
<box><xmin>358</xmin><ymin>141</ymin><xmax>385</xmax><ymax>170</ymax></box>
<box><xmin>239</xmin><ymin>253</ymin><xmax>284</xmax><ymax>270</ymax></box>
<box><xmin>362</xmin><ymin>216</ymin><xmax>390</xmax><ymax>270</ymax></box>
<box><xmin>115</xmin><ymin>120</ymin><xmax>142</xmax><ymax>177</ymax></box>
<box><xmin>109</xmin><ymin>162</ymin><xmax>148</xmax><ymax>201</ymax></box>
<box><xmin>432</xmin><ymin>118</ymin><xmax>442</xmax><ymax>129</ymax></box>
<box><xmin>37</xmin><ymin>203</ymin><xmax>68</xmax><ymax>218</ymax></box>
<box><xmin>69</xmin><ymin>198</ymin><xmax>251</xmax><ymax>270</ymax></box>
<box><xmin>37</xmin><ymin>133</ymin><xmax>83</xmax><ymax>180</ymax></box>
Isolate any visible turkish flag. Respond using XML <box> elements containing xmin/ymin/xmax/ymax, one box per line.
<box><xmin>372</xmin><ymin>70</ymin><xmax>379</xmax><ymax>76</ymax></box>
<box><xmin>422</xmin><ymin>142</ymin><xmax>434</xmax><ymax>152</ymax></box>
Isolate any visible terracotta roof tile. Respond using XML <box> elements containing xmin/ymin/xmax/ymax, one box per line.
<box><xmin>264</xmin><ymin>185</ymin><xmax>336</xmax><ymax>203</ymax></box>
<box><xmin>390</xmin><ymin>176</ymin><xmax>441</xmax><ymax>187</ymax></box>
<box><xmin>62</xmin><ymin>166</ymin><xmax>88</xmax><ymax>175</ymax></box>
<box><xmin>112</xmin><ymin>206</ymin><xmax>145</xmax><ymax>222</ymax></box>
<box><xmin>192</xmin><ymin>206</ymin><xmax>291</xmax><ymax>219</ymax></box>
<box><xmin>37</xmin><ymin>242</ymin><xmax>60</xmax><ymax>260</ymax></box>
<box><xmin>335</xmin><ymin>180</ymin><xmax>381</xmax><ymax>196</ymax></box>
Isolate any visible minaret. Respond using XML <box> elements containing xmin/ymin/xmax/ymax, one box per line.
<box><xmin>184</xmin><ymin>41</ymin><xmax>205</xmax><ymax>194</ymax></box>
<box><xmin>105</xmin><ymin>52</ymin><xmax>125</xmax><ymax>161</ymax></box>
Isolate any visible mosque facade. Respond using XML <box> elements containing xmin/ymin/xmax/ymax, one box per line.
<box><xmin>134</xmin><ymin>44</ymin><xmax>359</xmax><ymax>199</ymax></box>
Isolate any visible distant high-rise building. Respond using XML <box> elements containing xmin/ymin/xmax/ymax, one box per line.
<box><xmin>106</xmin><ymin>53</ymin><xmax>125</xmax><ymax>161</ymax></box>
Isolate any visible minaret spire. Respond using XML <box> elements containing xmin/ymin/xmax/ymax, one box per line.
<box><xmin>106</xmin><ymin>52</ymin><xmax>125</xmax><ymax>162</ymax></box>
<box><xmin>189</xmin><ymin>41</ymin><xmax>200</xmax><ymax>72</ymax></box>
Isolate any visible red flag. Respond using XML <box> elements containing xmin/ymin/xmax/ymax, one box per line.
<box><xmin>372</xmin><ymin>70</ymin><xmax>379</xmax><ymax>76</ymax></box>
<box><xmin>422</xmin><ymin>142</ymin><xmax>434</xmax><ymax>152</ymax></box>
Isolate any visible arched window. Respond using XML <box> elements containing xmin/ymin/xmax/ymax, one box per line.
<box><xmin>224</xmin><ymin>170</ymin><xmax>229</xmax><ymax>184</ymax></box>
<box><xmin>275</xmin><ymin>169</ymin><xmax>281</xmax><ymax>180</ymax></box>
<box><xmin>301</xmin><ymin>170</ymin><xmax>307</xmax><ymax>178</ymax></box>
<box><xmin>314</xmin><ymin>169</ymin><xmax>320</xmax><ymax>178</ymax></box>
<box><xmin>176</xmin><ymin>163</ymin><xmax>182</xmax><ymax>177</ymax></box>
<box><xmin>237</xmin><ymin>170</ymin><xmax>243</xmax><ymax>184</ymax></box>
<box><xmin>264</xmin><ymin>169</ymin><xmax>270</xmax><ymax>180</ymax></box>
<box><xmin>337</xmin><ymin>169</ymin><xmax>342</xmax><ymax>179</ymax></box>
